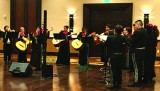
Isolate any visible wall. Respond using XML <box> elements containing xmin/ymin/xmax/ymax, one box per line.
<box><xmin>0</xmin><ymin>0</ymin><xmax>10</xmax><ymax>31</ymax></box>
<box><xmin>42</xmin><ymin>0</ymin><xmax>160</xmax><ymax>40</ymax></box>
<box><xmin>42</xmin><ymin>0</ymin><xmax>83</xmax><ymax>37</ymax></box>
<box><xmin>42</xmin><ymin>0</ymin><xmax>160</xmax><ymax>56</ymax></box>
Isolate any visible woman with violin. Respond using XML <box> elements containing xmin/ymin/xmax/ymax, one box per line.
<box><xmin>30</xmin><ymin>27</ymin><xmax>41</xmax><ymax>70</ymax></box>
<box><xmin>100</xmin><ymin>24</ymin><xmax>113</xmax><ymax>67</ymax></box>
<box><xmin>30</xmin><ymin>27</ymin><xmax>42</xmax><ymax>70</ymax></box>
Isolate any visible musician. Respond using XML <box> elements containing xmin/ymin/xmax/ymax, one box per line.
<box><xmin>106</xmin><ymin>25</ymin><xmax>127</xmax><ymax>87</ymax></box>
<box><xmin>40</xmin><ymin>24</ymin><xmax>48</xmax><ymax>49</ymax></box>
<box><xmin>100</xmin><ymin>24</ymin><xmax>114</xmax><ymax>69</ymax></box>
<box><xmin>77</xmin><ymin>27</ymin><xmax>90</xmax><ymax>65</ymax></box>
<box><xmin>106</xmin><ymin>25</ymin><xmax>127</xmax><ymax>88</ymax></box>
<box><xmin>17</xmin><ymin>27</ymin><xmax>28</xmax><ymax>63</ymax></box>
<box><xmin>143</xmin><ymin>24</ymin><xmax>159</xmax><ymax>83</ymax></box>
<box><xmin>122</xmin><ymin>27</ymin><xmax>132</xmax><ymax>70</ymax></box>
<box><xmin>56</xmin><ymin>25</ymin><xmax>71</xmax><ymax>66</ymax></box>
<box><xmin>128</xmin><ymin>20</ymin><xmax>148</xmax><ymax>87</ymax></box>
<box><xmin>30</xmin><ymin>27</ymin><xmax>42</xmax><ymax>71</ymax></box>
<box><xmin>100</xmin><ymin>24</ymin><xmax>110</xmax><ymax>63</ymax></box>
<box><xmin>3</xmin><ymin>25</ymin><xmax>13</xmax><ymax>64</ymax></box>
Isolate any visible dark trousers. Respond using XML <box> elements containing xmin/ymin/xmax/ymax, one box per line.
<box><xmin>30</xmin><ymin>44</ymin><xmax>42</xmax><ymax>69</ymax></box>
<box><xmin>18</xmin><ymin>51</ymin><xmax>27</xmax><ymax>63</ymax></box>
<box><xmin>129</xmin><ymin>49</ymin><xmax>134</xmax><ymax>72</ymax></box>
<box><xmin>79</xmin><ymin>44</ymin><xmax>89</xmax><ymax>65</ymax></box>
<box><xmin>110</xmin><ymin>53</ymin><xmax>123</xmax><ymax>86</ymax></box>
<box><xmin>3</xmin><ymin>44</ymin><xmax>12</xmax><ymax>62</ymax></box>
<box><xmin>56</xmin><ymin>42</ymin><xmax>70</xmax><ymax>65</ymax></box>
<box><xmin>101</xmin><ymin>44</ymin><xmax>107</xmax><ymax>62</ymax></box>
<box><xmin>144</xmin><ymin>48</ymin><xmax>156</xmax><ymax>81</ymax></box>
<box><xmin>133</xmin><ymin>49</ymin><xmax>145</xmax><ymax>83</ymax></box>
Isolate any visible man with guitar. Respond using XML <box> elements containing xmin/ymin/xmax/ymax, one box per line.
<box><xmin>17</xmin><ymin>27</ymin><xmax>28</xmax><ymax>63</ymax></box>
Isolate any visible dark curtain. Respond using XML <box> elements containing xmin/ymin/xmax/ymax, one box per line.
<box><xmin>83</xmin><ymin>3</ymin><xmax>133</xmax><ymax>57</ymax></box>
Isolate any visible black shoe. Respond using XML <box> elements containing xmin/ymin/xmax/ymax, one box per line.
<box><xmin>106</xmin><ymin>84</ymin><xmax>115</xmax><ymax>89</ymax></box>
<box><xmin>128</xmin><ymin>82</ymin><xmax>142</xmax><ymax>87</ymax></box>
<box><xmin>142</xmin><ymin>78</ymin><xmax>154</xmax><ymax>84</ymax></box>
<box><xmin>115</xmin><ymin>84</ymin><xmax>121</xmax><ymax>88</ymax></box>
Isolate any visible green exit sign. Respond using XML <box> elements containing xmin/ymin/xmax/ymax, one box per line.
<box><xmin>104</xmin><ymin>0</ymin><xmax>110</xmax><ymax>3</ymax></box>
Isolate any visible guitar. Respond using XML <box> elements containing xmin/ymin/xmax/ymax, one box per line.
<box><xmin>52</xmin><ymin>33</ymin><xmax>77</xmax><ymax>47</ymax></box>
<box><xmin>72</xmin><ymin>39</ymin><xmax>83</xmax><ymax>50</ymax></box>
<box><xmin>52</xmin><ymin>38</ymin><xmax>66</xmax><ymax>47</ymax></box>
<box><xmin>92</xmin><ymin>33</ymin><xmax>108</xmax><ymax>45</ymax></box>
<box><xmin>71</xmin><ymin>32</ymin><xmax>96</xmax><ymax>50</ymax></box>
<box><xmin>15</xmin><ymin>37</ymin><xmax>32</xmax><ymax>51</ymax></box>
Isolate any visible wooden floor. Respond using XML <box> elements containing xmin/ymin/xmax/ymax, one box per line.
<box><xmin>0</xmin><ymin>54</ymin><xmax>160</xmax><ymax>91</ymax></box>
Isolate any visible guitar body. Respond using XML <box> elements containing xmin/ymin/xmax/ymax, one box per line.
<box><xmin>15</xmin><ymin>41</ymin><xmax>26</xmax><ymax>51</ymax></box>
<box><xmin>94</xmin><ymin>36</ymin><xmax>101</xmax><ymax>45</ymax></box>
<box><xmin>72</xmin><ymin>39</ymin><xmax>83</xmax><ymax>50</ymax></box>
<box><xmin>15</xmin><ymin>37</ymin><xmax>31</xmax><ymax>51</ymax></box>
<box><xmin>93</xmin><ymin>35</ymin><xmax>108</xmax><ymax>45</ymax></box>
<box><xmin>52</xmin><ymin>38</ymin><xmax>66</xmax><ymax>47</ymax></box>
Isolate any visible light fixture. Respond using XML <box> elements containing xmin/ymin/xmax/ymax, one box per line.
<box><xmin>144</xmin><ymin>14</ymin><xmax>149</xmax><ymax>28</ymax></box>
<box><xmin>69</xmin><ymin>14</ymin><xmax>74</xmax><ymax>32</ymax></box>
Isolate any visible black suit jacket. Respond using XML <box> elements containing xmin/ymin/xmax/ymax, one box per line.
<box><xmin>3</xmin><ymin>32</ymin><xmax>13</xmax><ymax>45</ymax></box>
<box><xmin>130</xmin><ymin>28</ymin><xmax>148</xmax><ymax>49</ymax></box>
<box><xmin>106</xmin><ymin>34</ymin><xmax>127</xmax><ymax>57</ymax></box>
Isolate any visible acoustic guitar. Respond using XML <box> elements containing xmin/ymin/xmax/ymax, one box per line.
<box><xmin>71</xmin><ymin>32</ymin><xmax>97</xmax><ymax>50</ymax></box>
<box><xmin>52</xmin><ymin>38</ymin><xmax>66</xmax><ymax>47</ymax></box>
<box><xmin>72</xmin><ymin>39</ymin><xmax>83</xmax><ymax>50</ymax></box>
<box><xmin>93</xmin><ymin>34</ymin><xmax>108</xmax><ymax>45</ymax></box>
<box><xmin>52</xmin><ymin>33</ymin><xmax>77</xmax><ymax>47</ymax></box>
<box><xmin>15</xmin><ymin>37</ymin><xmax>32</xmax><ymax>51</ymax></box>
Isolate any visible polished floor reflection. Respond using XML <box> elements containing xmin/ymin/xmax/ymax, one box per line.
<box><xmin>0</xmin><ymin>55</ymin><xmax>160</xmax><ymax>91</ymax></box>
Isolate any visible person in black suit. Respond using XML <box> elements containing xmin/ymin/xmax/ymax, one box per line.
<box><xmin>128</xmin><ymin>20</ymin><xmax>149</xmax><ymax>87</ymax></box>
<box><xmin>143</xmin><ymin>24</ymin><xmax>159</xmax><ymax>83</ymax></box>
<box><xmin>106</xmin><ymin>25</ymin><xmax>127</xmax><ymax>88</ymax></box>
<box><xmin>3</xmin><ymin>25</ymin><xmax>13</xmax><ymax>64</ymax></box>
<box><xmin>56</xmin><ymin>25</ymin><xmax>71</xmax><ymax>66</ymax></box>
<box><xmin>77</xmin><ymin>27</ymin><xmax>91</xmax><ymax>65</ymax></box>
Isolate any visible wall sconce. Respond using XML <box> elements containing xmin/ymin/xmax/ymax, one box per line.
<box><xmin>144</xmin><ymin>14</ymin><xmax>149</xmax><ymax>28</ymax></box>
<box><xmin>69</xmin><ymin>14</ymin><xmax>74</xmax><ymax>32</ymax></box>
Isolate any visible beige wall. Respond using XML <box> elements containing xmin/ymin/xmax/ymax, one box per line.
<box><xmin>0</xmin><ymin>0</ymin><xmax>10</xmax><ymax>31</ymax></box>
<box><xmin>42</xmin><ymin>0</ymin><xmax>83</xmax><ymax>36</ymax></box>
<box><xmin>42</xmin><ymin>0</ymin><xmax>160</xmax><ymax>40</ymax></box>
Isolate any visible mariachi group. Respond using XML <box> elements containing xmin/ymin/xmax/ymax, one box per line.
<box><xmin>1</xmin><ymin>19</ymin><xmax>159</xmax><ymax>88</ymax></box>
